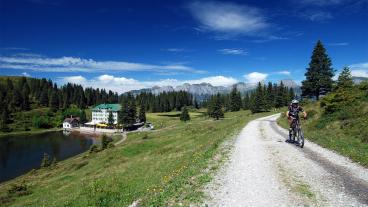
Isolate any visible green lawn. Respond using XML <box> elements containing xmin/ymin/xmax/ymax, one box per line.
<box><xmin>0</xmin><ymin>109</ymin><xmax>276</xmax><ymax>207</ymax></box>
<box><xmin>277</xmin><ymin>102</ymin><xmax>368</xmax><ymax>167</ymax></box>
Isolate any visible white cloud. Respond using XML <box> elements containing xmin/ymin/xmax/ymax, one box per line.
<box><xmin>188</xmin><ymin>1</ymin><xmax>269</xmax><ymax>37</ymax></box>
<box><xmin>0</xmin><ymin>55</ymin><xmax>205</xmax><ymax>74</ymax></box>
<box><xmin>243</xmin><ymin>72</ymin><xmax>268</xmax><ymax>84</ymax></box>
<box><xmin>165</xmin><ymin>48</ymin><xmax>186</xmax><ymax>52</ymax></box>
<box><xmin>276</xmin><ymin>70</ymin><xmax>291</xmax><ymax>75</ymax></box>
<box><xmin>185</xmin><ymin>76</ymin><xmax>238</xmax><ymax>86</ymax></box>
<box><xmin>302</xmin><ymin>10</ymin><xmax>333</xmax><ymax>22</ymax></box>
<box><xmin>351</xmin><ymin>70</ymin><xmax>368</xmax><ymax>78</ymax></box>
<box><xmin>21</xmin><ymin>72</ymin><xmax>31</xmax><ymax>77</ymax></box>
<box><xmin>349</xmin><ymin>62</ymin><xmax>368</xmax><ymax>77</ymax></box>
<box><xmin>218</xmin><ymin>48</ymin><xmax>248</xmax><ymax>55</ymax></box>
<box><xmin>63</xmin><ymin>76</ymin><xmax>87</xmax><ymax>83</ymax></box>
<box><xmin>59</xmin><ymin>75</ymin><xmax>238</xmax><ymax>93</ymax></box>
<box><xmin>327</xmin><ymin>42</ymin><xmax>349</xmax><ymax>46</ymax></box>
<box><xmin>297</xmin><ymin>0</ymin><xmax>346</xmax><ymax>6</ymax></box>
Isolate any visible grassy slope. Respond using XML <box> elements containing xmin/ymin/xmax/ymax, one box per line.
<box><xmin>0</xmin><ymin>110</ymin><xmax>276</xmax><ymax>207</ymax></box>
<box><xmin>277</xmin><ymin>101</ymin><xmax>368</xmax><ymax>167</ymax></box>
<box><xmin>0</xmin><ymin>108</ymin><xmax>63</xmax><ymax>137</ymax></box>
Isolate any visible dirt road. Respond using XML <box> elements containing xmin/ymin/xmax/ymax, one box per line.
<box><xmin>205</xmin><ymin>114</ymin><xmax>368</xmax><ymax>207</ymax></box>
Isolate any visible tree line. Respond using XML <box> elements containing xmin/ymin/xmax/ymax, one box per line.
<box><xmin>205</xmin><ymin>82</ymin><xmax>295</xmax><ymax>118</ymax></box>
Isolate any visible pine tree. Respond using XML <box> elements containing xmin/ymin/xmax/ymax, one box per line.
<box><xmin>80</xmin><ymin>110</ymin><xmax>87</xmax><ymax>124</ymax></box>
<box><xmin>49</xmin><ymin>90</ymin><xmax>59</xmax><ymax>111</ymax></box>
<box><xmin>243</xmin><ymin>93</ymin><xmax>250</xmax><ymax>110</ymax></box>
<box><xmin>12</xmin><ymin>88</ymin><xmax>23</xmax><ymax>111</ymax></box>
<box><xmin>266</xmin><ymin>82</ymin><xmax>275</xmax><ymax>108</ymax></box>
<box><xmin>180</xmin><ymin>106</ymin><xmax>190</xmax><ymax>122</ymax></box>
<box><xmin>119</xmin><ymin>93</ymin><xmax>137</xmax><ymax>127</ymax></box>
<box><xmin>0</xmin><ymin>109</ymin><xmax>10</xmax><ymax>132</ymax></box>
<box><xmin>250</xmin><ymin>82</ymin><xmax>269</xmax><ymax>113</ymax></box>
<box><xmin>229</xmin><ymin>86</ymin><xmax>242</xmax><ymax>111</ymax></box>
<box><xmin>337</xmin><ymin>66</ymin><xmax>354</xmax><ymax>90</ymax></box>
<box><xmin>107</xmin><ymin>111</ymin><xmax>114</xmax><ymax>127</ymax></box>
<box><xmin>302</xmin><ymin>40</ymin><xmax>335</xmax><ymax>100</ymax></box>
<box><xmin>288</xmin><ymin>88</ymin><xmax>295</xmax><ymax>103</ymax></box>
<box><xmin>275</xmin><ymin>82</ymin><xmax>286</xmax><ymax>108</ymax></box>
<box><xmin>138</xmin><ymin>104</ymin><xmax>146</xmax><ymax>123</ymax></box>
<box><xmin>40</xmin><ymin>90</ymin><xmax>49</xmax><ymax>106</ymax></box>
<box><xmin>208</xmin><ymin>94</ymin><xmax>224</xmax><ymax>120</ymax></box>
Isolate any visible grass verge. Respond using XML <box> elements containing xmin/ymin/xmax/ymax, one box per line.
<box><xmin>277</xmin><ymin>102</ymin><xmax>368</xmax><ymax>167</ymax></box>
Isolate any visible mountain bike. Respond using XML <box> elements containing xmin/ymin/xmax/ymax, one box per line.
<box><xmin>289</xmin><ymin>116</ymin><xmax>305</xmax><ymax>148</ymax></box>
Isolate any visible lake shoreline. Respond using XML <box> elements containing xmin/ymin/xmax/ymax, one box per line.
<box><xmin>0</xmin><ymin>128</ymin><xmax>63</xmax><ymax>138</ymax></box>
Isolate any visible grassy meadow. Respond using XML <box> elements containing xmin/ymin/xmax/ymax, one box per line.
<box><xmin>0</xmin><ymin>109</ymin><xmax>276</xmax><ymax>206</ymax></box>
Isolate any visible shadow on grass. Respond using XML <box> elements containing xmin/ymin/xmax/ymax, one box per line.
<box><xmin>157</xmin><ymin>114</ymin><xmax>181</xmax><ymax>118</ymax></box>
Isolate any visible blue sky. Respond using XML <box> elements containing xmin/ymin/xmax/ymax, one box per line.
<box><xmin>0</xmin><ymin>0</ymin><xmax>367</xmax><ymax>93</ymax></box>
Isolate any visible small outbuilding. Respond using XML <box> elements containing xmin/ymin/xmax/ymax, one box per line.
<box><xmin>63</xmin><ymin>117</ymin><xmax>80</xmax><ymax>129</ymax></box>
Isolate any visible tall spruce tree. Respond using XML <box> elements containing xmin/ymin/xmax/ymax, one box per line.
<box><xmin>49</xmin><ymin>90</ymin><xmax>59</xmax><ymax>111</ymax></box>
<box><xmin>302</xmin><ymin>40</ymin><xmax>335</xmax><ymax>100</ymax></box>
<box><xmin>266</xmin><ymin>82</ymin><xmax>275</xmax><ymax>108</ymax></box>
<box><xmin>119</xmin><ymin>93</ymin><xmax>137</xmax><ymax>127</ymax></box>
<box><xmin>208</xmin><ymin>93</ymin><xmax>224</xmax><ymax>120</ymax></box>
<box><xmin>250</xmin><ymin>82</ymin><xmax>269</xmax><ymax>113</ymax></box>
<box><xmin>337</xmin><ymin>67</ymin><xmax>354</xmax><ymax>90</ymax></box>
<box><xmin>229</xmin><ymin>86</ymin><xmax>242</xmax><ymax>111</ymax></box>
<box><xmin>138</xmin><ymin>104</ymin><xmax>146</xmax><ymax>123</ymax></box>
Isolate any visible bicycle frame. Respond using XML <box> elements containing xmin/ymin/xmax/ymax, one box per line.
<box><xmin>290</xmin><ymin>117</ymin><xmax>304</xmax><ymax>148</ymax></box>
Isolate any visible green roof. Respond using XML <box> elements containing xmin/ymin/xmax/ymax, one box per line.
<box><xmin>92</xmin><ymin>104</ymin><xmax>121</xmax><ymax>112</ymax></box>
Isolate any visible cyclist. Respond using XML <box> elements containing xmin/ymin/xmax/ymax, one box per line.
<box><xmin>286</xmin><ymin>100</ymin><xmax>307</xmax><ymax>142</ymax></box>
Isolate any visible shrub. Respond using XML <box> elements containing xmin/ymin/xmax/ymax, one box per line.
<box><xmin>100</xmin><ymin>134</ymin><xmax>112</xmax><ymax>150</ymax></box>
<box><xmin>89</xmin><ymin>144</ymin><xmax>99</xmax><ymax>154</ymax></box>
<box><xmin>7</xmin><ymin>181</ymin><xmax>31</xmax><ymax>199</ymax></box>
<box><xmin>306</xmin><ymin>109</ymin><xmax>317</xmax><ymax>119</ymax></box>
<box><xmin>180</xmin><ymin>106</ymin><xmax>190</xmax><ymax>122</ymax></box>
<box><xmin>32</xmin><ymin>116</ymin><xmax>52</xmax><ymax>129</ymax></box>
<box><xmin>107</xmin><ymin>142</ymin><xmax>115</xmax><ymax>148</ymax></box>
<box><xmin>40</xmin><ymin>153</ymin><xmax>51</xmax><ymax>168</ymax></box>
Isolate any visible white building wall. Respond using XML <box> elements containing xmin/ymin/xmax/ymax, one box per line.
<box><xmin>92</xmin><ymin>110</ymin><xmax>118</xmax><ymax>124</ymax></box>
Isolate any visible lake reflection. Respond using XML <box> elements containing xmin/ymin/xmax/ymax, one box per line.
<box><xmin>0</xmin><ymin>131</ymin><xmax>96</xmax><ymax>182</ymax></box>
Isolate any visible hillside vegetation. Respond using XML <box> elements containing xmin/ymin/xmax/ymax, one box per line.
<box><xmin>0</xmin><ymin>109</ymin><xmax>276</xmax><ymax>206</ymax></box>
<box><xmin>278</xmin><ymin>80</ymin><xmax>368</xmax><ymax>166</ymax></box>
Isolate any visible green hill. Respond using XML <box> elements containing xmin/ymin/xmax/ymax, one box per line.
<box><xmin>0</xmin><ymin>110</ymin><xmax>277</xmax><ymax>206</ymax></box>
<box><xmin>278</xmin><ymin>81</ymin><xmax>368</xmax><ymax>166</ymax></box>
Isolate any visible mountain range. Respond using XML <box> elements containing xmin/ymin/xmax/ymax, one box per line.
<box><xmin>128</xmin><ymin>79</ymin><xmax>301</xmax><ymax>100</ymax></box>
<box><xmin>127</xmin><ymin>77</ymin><xmax>366</xmax><ymax>100</ymax></box>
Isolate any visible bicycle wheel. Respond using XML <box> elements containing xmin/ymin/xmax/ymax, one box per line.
<box><xmin>298</xmin><ymin>128</ymin><xmax>304</xmax><ymax>148</ymax></box>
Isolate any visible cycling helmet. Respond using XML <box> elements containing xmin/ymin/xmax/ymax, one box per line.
<box><xmin>291</xmin><ymin>99</ymin><xmax>299</xmax><ymax>104</ymax></box>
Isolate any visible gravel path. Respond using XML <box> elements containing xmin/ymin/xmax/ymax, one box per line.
<box><xmin>205</xmin><ymin>114</ymin><xmax>368</xmax><ymax>207</ymax></box>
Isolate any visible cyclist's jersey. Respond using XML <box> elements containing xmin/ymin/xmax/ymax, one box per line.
<box><xmin>288</xmin><ymin>105</ymin><xmax>303</xmax><ymax>118</ymax></box>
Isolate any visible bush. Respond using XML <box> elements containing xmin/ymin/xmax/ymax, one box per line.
<box><xmin>107</xmin><ymin>142</ymin><xmax>115</xmax><ymax>148</ymax></box>
<box><xmin>306</xmin><ymin>109</ymin><xmax>317</xmax><ymax>119</ymax></box>
<box><xmin>180</xmin><ymin>106</ymin><xmax>190</xmax><ymax>122</ymax></box>
<box><xmin>8</xmin><ymin>181</ymin><xmax>31</xmax><ymax>197</ymax></box>
<box><xmin>89</xmin><ymin>144</ymin><xmax>99</xmax><ymax>154</ymax></box>
<box><xmin>40</xmin><ymin>153</ymin><xmax>51</xmax><ymax>168</ymax></box>
<box><xmin>32</xmin><ymin>116</ymin><xmax>52</xmax><ymax>129</ymax></box>
<box><xmin>100</xmin><ymin>134</ymin><xmax>112</xmax><ymax>150</ymax></box>
<box><xmin>320</xmin><ymin>89</ymin><xmax>357</xmax><ymax>114</ymax></box>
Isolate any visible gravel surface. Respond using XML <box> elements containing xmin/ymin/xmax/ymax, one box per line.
<box><xmin>205</xmin><ymin>114</ymin><xmax>368</xmax><ymax>207</ymax></box>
